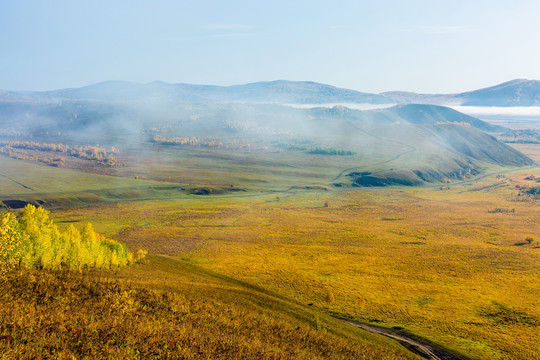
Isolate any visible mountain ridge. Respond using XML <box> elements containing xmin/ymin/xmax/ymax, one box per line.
<box><xmin>4</xmin><ymin>79</ymin><xmax>540</xmax><ymax>106</ymax></box>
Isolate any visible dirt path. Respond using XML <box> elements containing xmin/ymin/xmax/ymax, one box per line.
<box><xmin>342</xmin><ymin>319</ymin><xmax>466</xmax><ymax>360</ymax></box>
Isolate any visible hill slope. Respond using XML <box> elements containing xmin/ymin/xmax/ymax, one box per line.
<box><xmin>0</xmin><ymin>257</ymin><xmax>422</xmax><ymax>359</ymax></box>
<box><xmin>305</xmin><ymin>105</ymin><xmax>533</xmax><ymax>186</ymax></box>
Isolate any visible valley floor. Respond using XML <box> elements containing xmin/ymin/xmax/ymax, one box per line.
<box><xmin>1</xmin><ymin>145</ymin><xmax>539</xmax><ymax>359</ymax></box>
<box><xmin>38</xmin><ymin>166</ymin><xmax>538</xmax><ymax>360</ymax></box>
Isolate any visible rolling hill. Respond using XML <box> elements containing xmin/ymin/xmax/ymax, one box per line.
<box><xmin>2</xmin><ymin>78</ymin><xmax>540</xmax><ymax>106</ymax></box>
<box><xmin>384</xmin><ymin>104</ymin><xmax>507</xmax><ymax>132</ymax></box>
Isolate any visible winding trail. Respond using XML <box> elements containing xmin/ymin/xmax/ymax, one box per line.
<box><xmin>341</xmin><ymin>319</ymin><xmax>466</xmax><ymax>360</ymax></box>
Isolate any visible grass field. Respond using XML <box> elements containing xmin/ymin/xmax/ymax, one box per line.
<box><xmin>34</xmin><ymin>166</ymin><xmax>537</xmax><ymax>359</ymax></box>
<box><xmin>1</xmin><ymin>136</ymin><xmax>539</xmax><ymax>359</ymax></box>
<box><xmin>1</xmin><ymin>257</ymin><xmax>424</xmax><ymax>359</ymax></box>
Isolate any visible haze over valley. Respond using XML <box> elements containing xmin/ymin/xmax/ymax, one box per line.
<box><xmin>1</xmin><ymin>79</ymin><xmax>537</xmax><ymax>198</ymax></box>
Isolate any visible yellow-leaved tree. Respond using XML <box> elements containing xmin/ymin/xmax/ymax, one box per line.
<box><xmin>0</xmin><ymin>212</ymin><xmax>24</xmax><ymax>276</ymax></box>
<box><xmin>0</xmin><ymin>205</ymin><xmax>145</xmax><ymax>271</ymax></box>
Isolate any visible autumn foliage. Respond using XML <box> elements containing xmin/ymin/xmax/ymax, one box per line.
<box><xmin>0</xmin><ymin>205</ymin><xmax>144</xmax><ymax>271</ymax></box>
<box><xmin>0</xmin><ymin>141</ymin><xmax>122</xmax><ymax>167</ymax></box>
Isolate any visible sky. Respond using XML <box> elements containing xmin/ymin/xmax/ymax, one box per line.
<box><xmin>1</xmin><ymin>0</ymin><xmax>540</xmax><ymax>93</ymax></box>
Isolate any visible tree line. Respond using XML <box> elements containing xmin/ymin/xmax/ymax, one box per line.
<box><xmin>0</xmin><ymin>141</ymin><xmax>122</xmax><ymax>167</ymax></box>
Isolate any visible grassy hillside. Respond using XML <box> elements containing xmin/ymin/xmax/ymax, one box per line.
<box><xmin>0</xmin><ymin>256</ymin><xmax>421</xmax><ymax>359</ymax></box>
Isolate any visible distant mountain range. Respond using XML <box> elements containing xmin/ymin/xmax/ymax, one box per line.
<box><xmin>1</xmin><ymin>79</ymin><xmax>540</xmax><ymax>106</ymax></box>
<box><xmin>382</xmin><ymin>79</ymin><xmax>540</xmax><ymax>106</ymax></box>
<box><xmin>0</xmin><ymin>80</ymin><xmax>389</xmax><ymax>104</ymax></box>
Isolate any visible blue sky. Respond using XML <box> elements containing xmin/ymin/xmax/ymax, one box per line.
<box><xmin>1</xmin><ymin>0</ymin><xmax>540</xmax><ymax>93</ymax></box>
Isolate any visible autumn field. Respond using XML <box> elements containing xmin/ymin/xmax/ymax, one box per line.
<box><xmin>2</xmin><ymin>256</ymin><xmax>427</xmax><ymax>359</ymax></box>
<box><xmin>20</xmin><ymin>163</ymin><xmax>533</xmax><ymax>359</ymax></box>
<box><xmin>1</xmin><ymin>123</ymin><xmax>539</xmax><ymax>359</ymax></box>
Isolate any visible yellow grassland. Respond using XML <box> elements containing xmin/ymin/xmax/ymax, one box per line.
<box><xmin>48</xmin><ymin>168</ymin><xmax>540</xmax><ymax>359</ymax></box>
<box><xmin>0</xmin><ymin>257</ymin><xmax>420</xmax><ymax>359</ymax></box>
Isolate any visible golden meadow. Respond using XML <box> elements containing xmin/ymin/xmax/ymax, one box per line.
<box><xmin>1</xmin><ymin>143</ymin><xmax>539</xmax><ymax>359</ymax></box>
<box><xmin>44</xmin><ymin>167</ymin><xmax>540</xmax><ymax>359</ymax></box>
